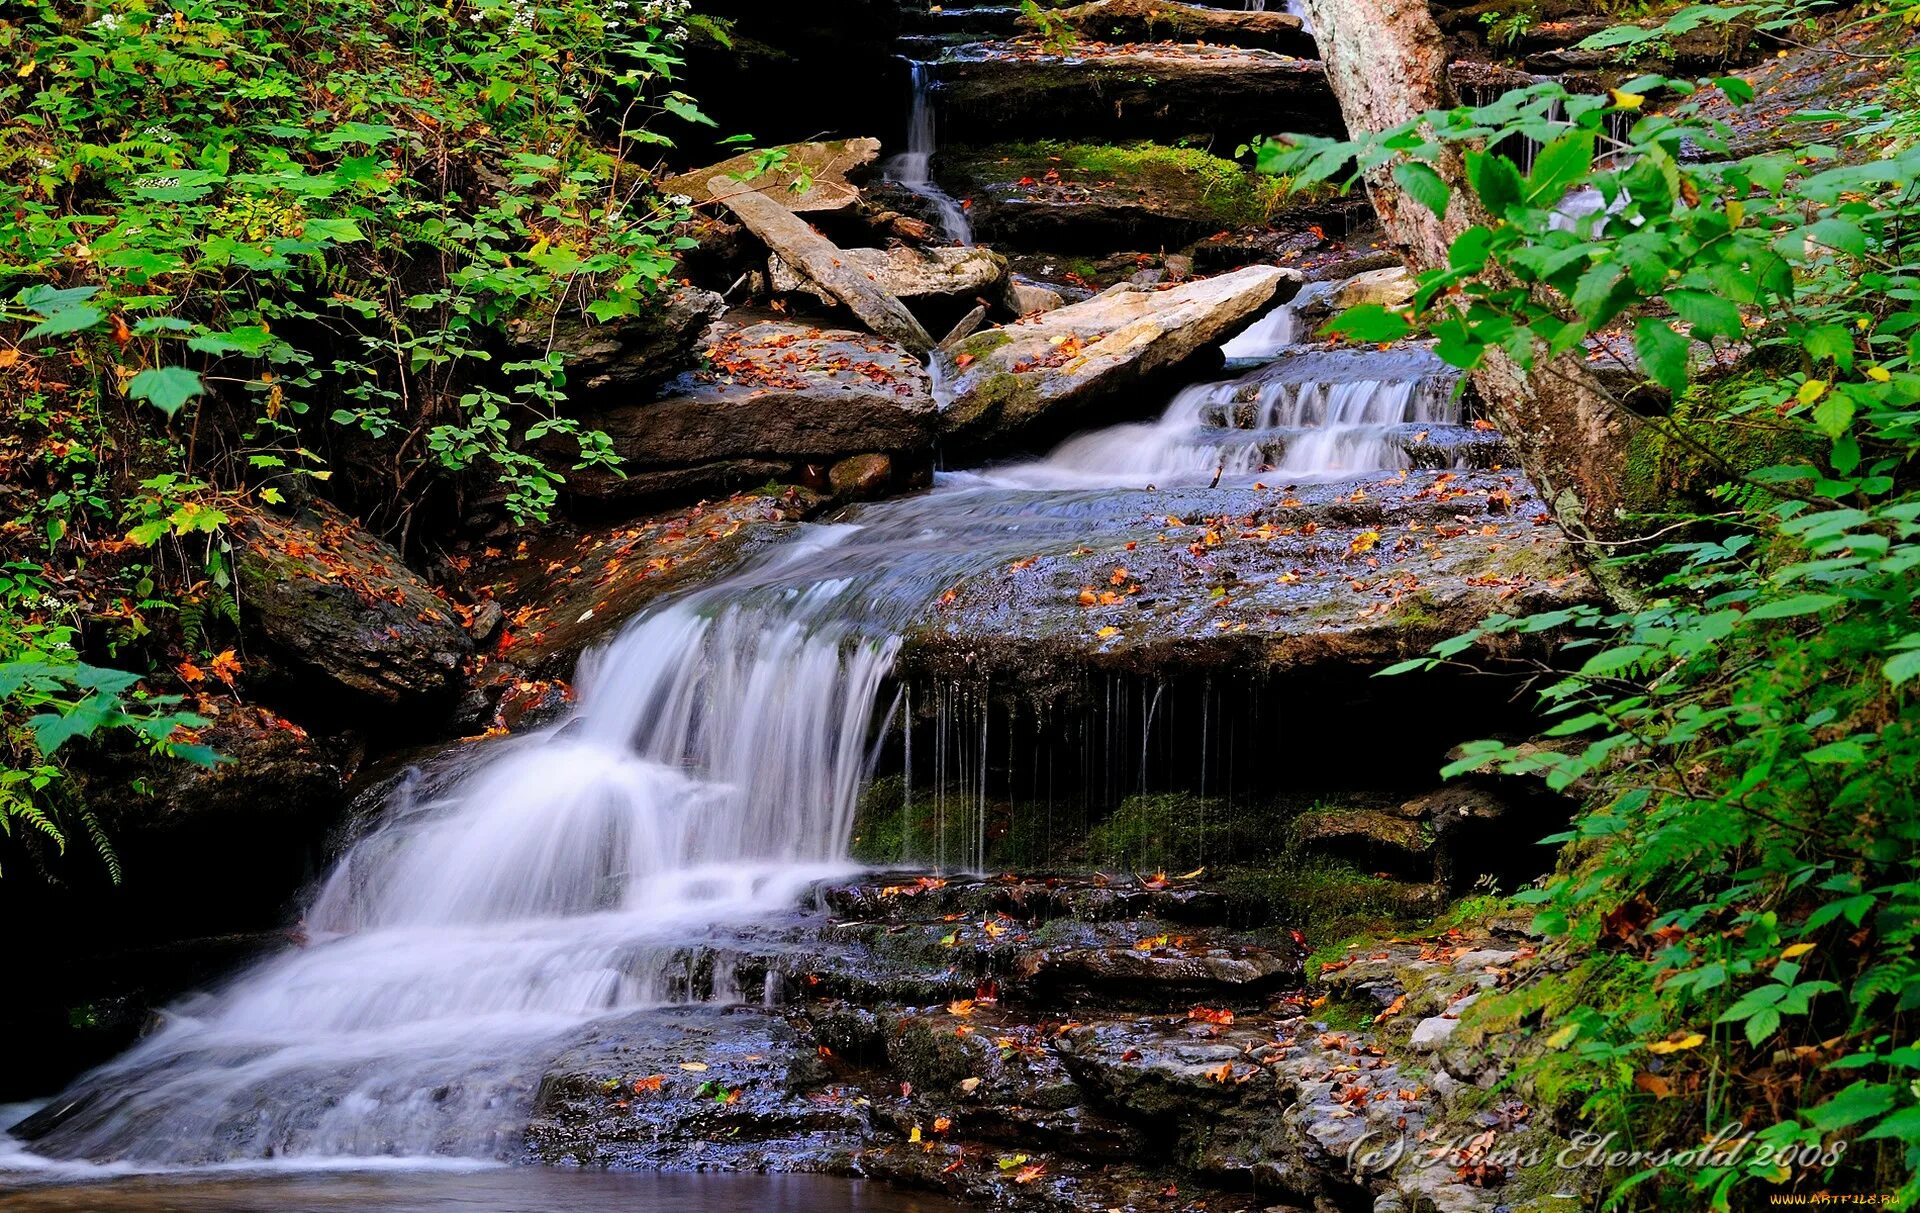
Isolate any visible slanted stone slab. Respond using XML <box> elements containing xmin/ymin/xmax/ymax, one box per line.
<box><xmin>715</xmin><ymin>177</ymin><xmax>936</xmax><ymax>353</ymax></box>
<box><xmin>768</xmin><ymin>245</ymin><xmax>1010</xmax><ymax>309</ymax></box>
<box><xmin>662</xmin><ymin>138</ymin><xmax>881</xmax><ymax>213</ymax></box>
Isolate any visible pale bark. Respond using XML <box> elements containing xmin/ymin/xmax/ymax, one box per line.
<box><xmin>712</xmin><ymin>178</ymin><xmax>936</xmax><ymax>355</ymax></box>
<box><xmin>1298</xmin><ymin>0</ymin><xmax>1640</xmax><ymax>547</ymax></box>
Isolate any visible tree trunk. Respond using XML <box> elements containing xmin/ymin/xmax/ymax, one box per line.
<box><xmin>1298</xmin><ymin>0</ymin><xmax>1641</xmax><ymax>548</ymax></box>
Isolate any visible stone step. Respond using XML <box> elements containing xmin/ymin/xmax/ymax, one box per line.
<box><xmin>930</xmin><ymin>42</ymin><xmax>1341</xmax><ymax>146</ymax></box>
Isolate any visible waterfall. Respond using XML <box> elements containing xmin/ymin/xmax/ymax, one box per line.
<box><xmin>11</xmin><ymin>302</ymin><xmax>1469</xmax><ymax>1172</ymax></box>
<box><xmin>887</xmin><ymin>61</ymin><xmax>973</xmax><ymax>245</ymax></box>
<box><xmin>1220</xmin><ymin>301</ymin><xmax>1300</xmax><ymax>361</ymax></box>
<box><xmin>979</xmin><ymin>347</ymin><xmax>1462</xmax><ymax>489</ymax></box>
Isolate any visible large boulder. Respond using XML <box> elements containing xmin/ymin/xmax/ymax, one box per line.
<box><xmin>558</xmin><ymin>317</ymin><xmax>937</xmax><ymax>509</ymax></box>
<box><xmin>898</xmin><ymin>468</ymin><xmax>1599</xmax><ymax>685</ymax></box>
<box><xmin>236</xmin><ymin>501</ymin><xmax>474</xmax><ymax>720</ymax></box>
<box><xmin>510</xmin><ymin>286</ymin><xmax>726</xmax><ymax>394</ymax></box>
<box><xmin>939</xmin><ymin>142</ymin><xmax>1288</xmax><ymax>253</ymax></box>
<box><xmin>1295</xmin><ymin>264</ymin><xmax>1416</xmax><ymax>320</ymax></box>
<box><xmin>936</xmin><ymin>265</ymin><xmax>1288</xmax><ymax>452</ymax></box>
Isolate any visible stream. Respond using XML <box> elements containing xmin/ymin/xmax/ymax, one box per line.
<box><xmin>1</xmin><ymin>299</ymin><xmax>1467</xmax><ymax>1205</ymax></box>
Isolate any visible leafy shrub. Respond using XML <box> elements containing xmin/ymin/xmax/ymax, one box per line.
<box><xmin>1259</xmin><ymin>5</ymin><xmax>1920</xmax><ymax>1205</ymax></box>
<box><xmin>0</xmin><ymin>0</ymin><xmax>713</xmax><ymax>876</ymax></box>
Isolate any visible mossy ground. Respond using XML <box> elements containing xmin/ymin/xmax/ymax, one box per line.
<box><xmin>852</xmin><ymin>782</ymin><xmax>1445</xmax><ymax>941</ymax></box>
<box><xmin>1623</xmin><ymin>370</ymin><xmax>1823</xmax><ymax>513</ymax></box>
<box><xmin>947</xmin><ymin>139</ymin><xmax>1297</xmax><ymax>229</ymax></box>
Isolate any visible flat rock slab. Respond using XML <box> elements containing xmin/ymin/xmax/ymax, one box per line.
<box><xmin>901</xmin><ymin>467</ymin><xmax>1598</xmax><ymax>681</ymax></box>
<box><xmin>935</xmin><ymin>43</ymin><xmax>1340</xmax><ymax>144</ymax></box>
<box><xmin>663</xmin><ymin>138</ymin><xmax>882</xmax><ymax>213</ymax></box>
<box><xmin>559</xmin><ymin>317</ymin><xmax>936</xmax><ymax>507</ymax></box>
<box><xmin>1034</xmin><ymin>0</ymin><xmax>1316</xmax><ymax>55</ymax></box>
<box><xmin>476</xmin><ymin>489</ymin><xmax>823</xmax><ymax>687</ymax></box>
<box><xmin>938</xmin><ymin>265</ymin><xmax>1287</xmax><ymax>451</ymax></box>
<box><xmin>939</xmin><ymin>144</ymin><xmax>1275</xmax><ymax>253</ymax></box>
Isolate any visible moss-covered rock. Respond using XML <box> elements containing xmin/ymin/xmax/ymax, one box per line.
<box><xmin>1622</xmin><ymin>371</ymin><xmax>1822</xmax><ymax>514</ymax></box>
<box><xmin>939</xmin><ymin>140</ymin><xmax>1300</xmax><ymax>251</ymax></box>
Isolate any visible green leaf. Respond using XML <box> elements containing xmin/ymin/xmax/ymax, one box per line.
<box><xmin>1811</xmin><ymin>392</ymin><xmax>1855</xmax><ymax>439</ymax></box>
<box><xmin>1805</xmin><ymin>216</ymin><xmax>1867</xmax><ymax>257</ymax></box>
<box><xmin>1745</xmin><ymin>593</ymin><xmax>1844</xmax><ymax>620</ymax></box>
<box><xmin>1862</xmin><ymin>1105</ymin><xmax>1920</xmax><ymax>1143</ymax></box>
<box><xmin>1392</xmin><ymin>161</ymin><xmax>1450</xmax><ymax>216</ymax></box>
<box><xmin>1465</xmin><ymin>150</ymin><xmax>1524</xmax><ymax>214</ymax></box>
<box><xmin>126</xmin><ymin>368</ymin><xmax>206</xmax><ymax>418</ymax></box>
<box><xmin>1884</xmin><ymin>649</ymin><xmax>1920</xmax><ymax>687</ymax></box>
<box><xmin>1743</xmin><ymin>1006</ymin><xmax>1781</xmax><ymax>1047</ymax></box>
<box><xmin>1803</xmin><ymin>738</ymin><xmax>1869</xmax><ymax>765</ymax></box>
<box><xmin>663</xmin><ymin>97</ymin><xmax>716</xmax><ymax>127</ymax></box>
<box><xmin>24</xmin><ymin>305</ymin><xmax>102</xmax><ymax>342</ymax></box>
<box><xmin>1667</xmin><ymin>291</ymin><xmax>1742</xmax><ymax>341</ymax></box>
<box><xmin>188</xmin><ymin>326</ymin><xmax>278</xmax><ymax>356</ymax></box>
<box><xmin>1323</xmin><ymin>304</ymin><xmax>1409</xmax><ymax>343</ymax></box>
<box><xmin>302</xmin><ymin>217</ymin><xmax>366</xmax><ymax>244</ymax></box>
<box><xmin>1525</xmin><ymin>131</ymin><xmax>1594</xmax><ymax>204</ymax></box>
<box><xmin>1805</xmin><ymin>1082</ymin><xmax>1897</xmax><ymax>1133</ymax></box>
<box><xmin>1633</xmin><ymin>318</ymin><xmax>1690</xmax><ymax>395</ymax></box>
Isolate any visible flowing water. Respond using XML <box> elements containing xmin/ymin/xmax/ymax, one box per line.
<box><xmin>1219</xmin><ymin>300</ymin><xmax>1300</xmax><ymax>361</ymax></box>
<box><xmin>5</xmin><ymin>325</ymin><xmax>1461</xmax><ymax>1177</ymax></box>
<box><xmin>887</xmin><ymin>62</ymin><xmax>974</xmax><ymax>244</ymax></box>
<box><xmin>0</xmin><ymin>1168</ymin><xmax>961</xmax><ymax>1213</ymax></box>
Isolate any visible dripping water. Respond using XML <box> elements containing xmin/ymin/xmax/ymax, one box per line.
<box><xmin>887</xmin><ymin>61</ymin><xmax>973</xmax><ymax>245</ymax></box>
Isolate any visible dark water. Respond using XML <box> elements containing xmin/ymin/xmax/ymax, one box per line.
<box><xmin>0</xmin><ymin>1169</ymin><xmax>962</xmax><ymax>1213</ymax></box>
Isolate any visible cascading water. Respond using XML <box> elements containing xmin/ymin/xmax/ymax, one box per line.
<box><xmin>886</xmin><ymin>61</ymin><xmax>973</xmax><ymax>244</ymax></box>
<box><xmin>1220</xmin><ymin>300</ymin><xmax>1299</xmax><ymax>361</ymax></box>
<box><xmin>985</xmin><ymin>346</ymin><xmax>1461</xmax><ymax>489</ymax></box>
<box><xmin>10</xmin><ymin>298</ymin><xmax>1471</xmax><ymax>1173</ymax></box>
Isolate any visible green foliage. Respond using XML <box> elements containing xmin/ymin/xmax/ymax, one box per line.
<box><xmin>0</xmin><ymin>563</ymin><xmax>212</xmax><ymax>880</ymax></box>
<box><xmin>0</xmin><ymin>0</ymin><xmax>705</xmax><ymax>524</ymax></box>
<box><xmin>1258</xmin><ymin>6</ymin><xmax>1920</xmax><ymax>1206</ymax></box>
<box><xmin>0</xmin><ymin>0</ymin><xmax>712</xmax><ymax>880</ymax></box>
<box><xmin>1479</xmin><ymin>5</ymin><xmax>1538</xmax><ymax>49</ymax></box>
<box><xmin>1020</xmin><ymin>0</ymin><xmax>1079</xmax><ymax>55</ymax></box>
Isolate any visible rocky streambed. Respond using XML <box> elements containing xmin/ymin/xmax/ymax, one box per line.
<box><xmin>523</xmin><ymin>870</ymin><xmax>1581</xmax><ymax>1213</ymax></box>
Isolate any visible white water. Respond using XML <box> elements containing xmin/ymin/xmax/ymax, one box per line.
<box><xmin>1220</xmin><ymin>301</ymin><xmax>1300</xmax><ymax>361</ymax></box>
<box><xmin>1246</xmin><ymin>0</ymin><xmax>1315</xmax><ymax>35</ymax></box>
<box><xmin>982</xmin><ymin>346</ymin><xmax>1460</xmax><ymax>490</ymax></box>
<box><xmin>886</xmin><ymin>62</ymin><xmax>973</xmax><ymax>244</ymax></box>
<box><xmin>9</xmin><ymin>307</ymin><xmax>1464</xmax><ymax>1173</ymax></box>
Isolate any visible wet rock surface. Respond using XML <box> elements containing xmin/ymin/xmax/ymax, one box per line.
<box><xmin>471</xmin><ymin>488</ymin><xmax>826</xmax><ymax>688</ymax></box>
<box><xmin>511</xmin><ymin>286</ymin><xmax>726</xmax><ymax>395</ymax></box>
<box><xmin>901</xmin><ymin>465</ymin><xmax>1595</xmax><ymax>683</ymax></box>
<box><xmin>1030</xmin><ymin>0</ymin><xmax>1316</xmax><ymax>57</ymax></box>
<box><xmin>662</xmin><ymin>138</ymin><xmax>884</xmax><ymax>214</ymax></box>
<box><xmin>768</xmin><ymin>244</ymin><xmax>1013</xmax><ymax>331</ymax></box>
<box><xmin>933</xmin><ymin>43</ymin><xmax>1341</xmax><ymax>146</ymax></box>
<box><xmin>938</xmin><ymin>143</ymin><xmax>1300</xmax><ymax>253</ymax></box>
<box><xmin>235</xmin><ymin>500</ymin><xmax>474</xmax><ymax>720</ymax></box>
<box><xmin>524</xmin><ymin>872</ymin><xmax>1555</xmax><ymax>1212</ymax></box>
